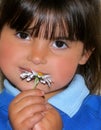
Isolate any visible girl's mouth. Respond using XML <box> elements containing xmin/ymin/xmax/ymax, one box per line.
<box><xmin>20</xmin><ymin>70</ymin><xmax>52</xmax><ymax>88</ymax></box>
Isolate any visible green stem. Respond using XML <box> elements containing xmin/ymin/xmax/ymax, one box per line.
<box><xmin>33</xmin><ymin>77</ymin><xmax>40</xmax><ymax>89</ymax></box>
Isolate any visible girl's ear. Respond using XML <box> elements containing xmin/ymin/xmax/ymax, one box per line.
<box><xmin>79</xmin><ymin>49</ymin><xmax>93</xmax><ymax>65</ymax></box>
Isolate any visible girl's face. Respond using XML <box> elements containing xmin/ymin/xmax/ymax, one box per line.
<box><xmin>0</xmin><ymin>25</ymin><xmax>90</xmax><ymax>94</ymax></box>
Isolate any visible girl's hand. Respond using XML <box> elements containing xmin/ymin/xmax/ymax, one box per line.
<box><xmin>8</xmin><ymin>89</ymin><xmax>47</xmax><ymax>130</ymax></box>
<box><xmin>33</xmin><ymin>104</ymin><xmax>62</xmax><ymax>130</ymax></box>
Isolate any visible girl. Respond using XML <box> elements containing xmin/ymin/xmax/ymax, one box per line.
<box><xmin>0</xmin><ymin>0</ymin><xmax>101</xmax><ymax>129</ymax></box>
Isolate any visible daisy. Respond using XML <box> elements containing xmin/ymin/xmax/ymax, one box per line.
<box><xmin>20</xmin><ymin>70</ymin><xmax>52</xmax><ymax>88</ymax></box>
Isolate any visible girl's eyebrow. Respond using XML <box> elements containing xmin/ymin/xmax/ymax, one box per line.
<box><xmin>27</xmin><ymin>27</ymin><xmax>34</xmax><ymax>31</ymax></box>
<box><xmin>53</xmin><ymin>36</ymin><xmax>69</xmax><ymax>40</ymax></box>
<box><xmin>25</xmin><ymin>28</ymin><xmax>34</xmax><ymax>32</ymax></box>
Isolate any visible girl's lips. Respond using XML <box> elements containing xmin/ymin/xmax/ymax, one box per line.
<box><xmin>20</xmin><ymin>67</ymin><xmax>32</xmax><ymax>73</ymax></box>
<box><xmin>20</xmin><ymin>67</ymin><xmax>47</xmax><ymax>75</ymax></box>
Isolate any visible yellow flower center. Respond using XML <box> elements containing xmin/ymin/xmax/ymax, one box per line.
<box><xmin>38</xmin><ymin>72</ymin><xmax>43</xmax><ymax>77</ymax></box>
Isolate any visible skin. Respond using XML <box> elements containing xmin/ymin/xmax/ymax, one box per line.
<box><xmin>0</xmin><ymin>25</ymin><xmax>91</xmax><ymax>130</ymax></box>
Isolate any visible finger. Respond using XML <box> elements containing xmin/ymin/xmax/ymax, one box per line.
<box><xmin>13</xmin><ymin>89</ymin><xmax>44</xmax><ymax>103</ymax></box>
<box><xmin>11</xmin><ymin>104</ymin><xmax>46</xmax><ymax>124</ymax></box>
<box><xmin>21</xmin><ymin>113</ymin><xmax>44</xmax><ymax>129</ymax></box>
<box><xmin>19</xmin><ymin>103</ymin><xmax>47</xmax><ymax>117</ymax></box>
<box><xmin>10</xmin><ymin>113</ymin><xmax>44</xmax><ymax>130</ymax></box>
<box><xmin>10</xmin><ymin>96</ymin><xmax>46</xmax><ymax>113</ymax></box>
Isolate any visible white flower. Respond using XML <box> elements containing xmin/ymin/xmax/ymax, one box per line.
<box><xmin>20</xmin><ymin>71</ymin><xmax>37</xmax><ymax>81</ymax></box>
<box><xmin>20</xmin><ymin>70</ymin><xmax>52</xmax><ymax>87</ymax></box>
<box><xmin>39</xmin><ymin>75</ymin><xmax>52</xmax><ymax>87</ymax></box>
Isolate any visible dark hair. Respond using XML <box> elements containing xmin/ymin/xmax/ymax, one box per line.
<box><xmin>0</xmin><ymin>0</ymin><xmax>101</xmax><ymax>93</ymax></box>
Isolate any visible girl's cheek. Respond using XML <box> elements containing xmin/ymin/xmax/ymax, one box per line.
<box><xmin>51</xmin><ymin>58</ymin><xmax>78</xmax><ymax>88</ymax></box>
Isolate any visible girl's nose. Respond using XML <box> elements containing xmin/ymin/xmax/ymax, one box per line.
<box><xmin>28</xmin><ymin>46</ymin><xmax>47</xmax><ymax>65</ymax></box>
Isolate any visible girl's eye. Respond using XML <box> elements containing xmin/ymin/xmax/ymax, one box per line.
<box><xmin>52</xmin><ymin>40</ymin><xmax>68</xmax><ymax>49</ymax></box>
<box><xmin>16</xmin><ymin>31</ymin><xmax>31</xmax><ymax>40</ymax></box>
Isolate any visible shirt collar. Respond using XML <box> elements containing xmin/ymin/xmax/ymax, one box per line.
<box><xmin>4</xmin><ymin>80</ymin><xmax>20</xmax><ymax>96</ymax></box>
<box><xmin>4</xmin><ymin>74</ymin><xmax>89</xmax><ymax>117</ymax></box>
<box><xmin>48</xmin><ymin>74</ymin><xmax>90</xmax><ymax>117</ymax></box>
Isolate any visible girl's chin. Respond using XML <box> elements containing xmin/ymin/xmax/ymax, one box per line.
<box><xmin>34</xmin><ymin>84</ymin><xmax>50</xmax><ymax>92</ymax></box>
<box><xmin>19</xmin><ymin>81</ymin><xmax>50</xmax><ymax>92</ymax></box>
<box><xmin>16</xmin><ymin>81</ymin><xmax>34</xmax><ymax>91</ymax></box>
